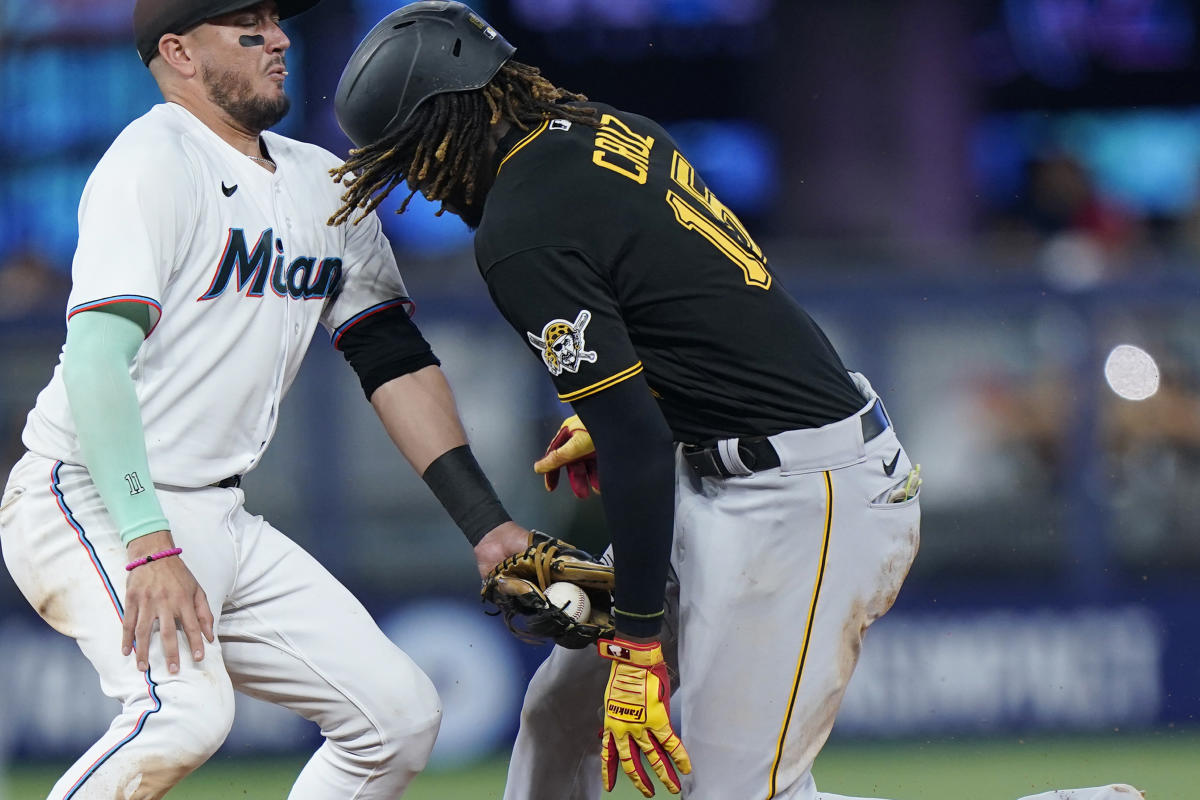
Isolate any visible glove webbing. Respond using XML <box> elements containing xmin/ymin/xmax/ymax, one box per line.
<box><xmin>527</xmin><ymin>539</ymin><xmax>559</xmax><ymax>588</ymax></box>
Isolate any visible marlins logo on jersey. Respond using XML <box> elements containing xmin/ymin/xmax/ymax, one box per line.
<box><xmin>527</xmin><ymin>309</ymin><xmax>597</xmax><ymax>376</ymax></box>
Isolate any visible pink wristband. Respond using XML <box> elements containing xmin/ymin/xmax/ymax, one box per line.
<box><xmin>125</xmin><ymin>547</ymin><xmax>183</xmax><ymax>572</ymax></box>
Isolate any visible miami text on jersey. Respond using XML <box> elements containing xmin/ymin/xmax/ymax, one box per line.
<box><xmin>198</xmin><ymin>228</ymin><xmax>343</xmax><ymax>302</ymax></box>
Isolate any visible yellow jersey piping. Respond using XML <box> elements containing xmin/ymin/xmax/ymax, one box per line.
<box><xmin>497</xmin><ymin>121</ymin><xmax>550</xmax><ymax>174</ymax></box>
<box><xmin>557</xmin><ymin>362</ymin><xmax>643</xmax><ymax>402</ymax></box>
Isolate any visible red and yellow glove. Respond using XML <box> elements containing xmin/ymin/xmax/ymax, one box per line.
<box><xmin>598</xmin><ymin>638</ymin><xmax>691</xmax><ymax>797</ymax></box>
<box><xmin>534</xmin><ymin>415</ymin><xmax>600</xmax><ymax>498</ymax></box>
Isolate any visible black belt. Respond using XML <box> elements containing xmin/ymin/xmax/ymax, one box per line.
<box><xmin>212</xmin><ymin>474</ymin><xmax>242</xmax><ymax>489</ymax></box>
<box><xmin>683</xmin><ymin>398</ymin><xmax>889</xmax><ymax>480</ymax></box>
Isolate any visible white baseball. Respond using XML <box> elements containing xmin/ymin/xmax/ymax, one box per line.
<box><xmin>545</xmin><ymin>582</ymin><xmax>591</xmax><ymax>623</ymax></box>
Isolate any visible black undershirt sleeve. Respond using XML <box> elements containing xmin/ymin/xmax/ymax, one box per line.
<box><xmin>336</xmin><ymin>306</ymin><xmax>441</xmax><ymax>399</ymax></box>
<box><xmin>573</xmin><ymin>375</ymin><xmax>676</xmax><ymax>639</ymax></box>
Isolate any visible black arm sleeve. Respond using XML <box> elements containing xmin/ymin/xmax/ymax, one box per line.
<box><xmin>574</xmin><ymin>375</ymin><xmax>676</xmax><ymax>638</ymax></box>
<box><xmin>336</xmin><ymin>306</ymin><xmax>441</xmax><ymax>399</ymax></box>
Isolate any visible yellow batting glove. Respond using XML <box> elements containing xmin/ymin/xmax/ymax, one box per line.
<box><xmin>598</xmin><ymin>638</ymin><xmax>691</xmax><ymax>797</ymax></box>
<box><xmin>533</xmin><ymin>415</ymin><xmax>600</xmax><ymax>498</ymax></box>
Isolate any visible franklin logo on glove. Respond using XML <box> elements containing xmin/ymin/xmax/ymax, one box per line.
<box><xmin>607</xmin><ymin>700</ymin><xmax>645</xmax><ymax>721</ymax></box>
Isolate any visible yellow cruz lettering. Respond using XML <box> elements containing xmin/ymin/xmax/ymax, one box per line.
<box><xmin>666</xmin><ymin>151</ymin><xmax>771</xmax><ymax>289</ymax></box>
<box><xmin>592</xmin><ymin>114</ymin><xmax>655</xmax><ymax>185</ymax></box>
<box><xmin>597</xmin><ymin>131</ymin><xmax>651</xmax><ymax>168</ymax></box>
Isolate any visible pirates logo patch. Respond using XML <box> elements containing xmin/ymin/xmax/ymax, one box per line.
<box><xmin>527</xmin><ymin>310</ymin><xmax>598</xmax><ymax>376</ymax></box>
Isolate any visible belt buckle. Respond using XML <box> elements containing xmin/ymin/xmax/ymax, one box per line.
<box><xmin>736</xmin><ymin>438</ymin><xmax>768</xmax><ymax>471</ymax></box>
<box><xmin>702</xmin><ymin>448</ymin><xmax>729</xmax><ymax>478</ymax></box>
<box><xmin>684</xmin><ymin>445</ymin><xmax>728</xmax><ymax>479</ymax></box>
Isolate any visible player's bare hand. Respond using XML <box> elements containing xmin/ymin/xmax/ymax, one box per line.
<box><xmin>473</xmin><ymin>522</ymin><xmax>535</xmax><ymax>578</ymax></box>
<box><xmin>121</xmin><ymin>531</ymin><xmax>215</xmax><ymax>674</ymax></box>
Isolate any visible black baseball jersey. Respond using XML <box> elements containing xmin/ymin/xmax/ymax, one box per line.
<box><xmin>476</xmin><ymin>103</ymin><xmax>864</xmax><ymax>444</ymax></box>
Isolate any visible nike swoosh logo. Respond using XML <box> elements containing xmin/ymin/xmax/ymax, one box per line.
<box><xmin>883</xmin><ymin>449</ymin><xmax>901</xmax><ymax>477</ymax></box>
<box><xmin>221</xmin><ymin>182</ymin><xmax>238</xmax><ymax>197</ymax></box>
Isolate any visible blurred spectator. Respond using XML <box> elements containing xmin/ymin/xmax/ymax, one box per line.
<box><xmin>975</xmin><ymin>152</ymin><xmax>1156</xmax><ymax>284</ymax></box>
<box><xmin>1163</xmin><ymin>195</ymin><xmax>1200</xmax><ymax>267</ymax></box>
<box><xmin>0</xmin><ymin>249</ymin><xmax>67</xmax><ymax>481</ymax></box>
<box><xmin>0</xmin><ymin>249</ymin><xmax>70</xmax><ymax>321</ymax></box>
<box><xmin>1027</xmin><ymin>153</ymin><xmax>1141</xmax><ymax>288</ymax></box>
<box><xmin>1104</xmin><ymin>348</ymin><xmax>1200</xmax><ymax>568</ymax></box>
<box><xmin>975</xmin><ymin>362</ymin><xmax>1071</xmax><ymax>491</ymax></box>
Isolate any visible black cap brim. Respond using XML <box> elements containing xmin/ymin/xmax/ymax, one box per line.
<box><xmin>136</xmin><ymin>0</ymin><xmax>321</xmax><ymax>66</ymax></box>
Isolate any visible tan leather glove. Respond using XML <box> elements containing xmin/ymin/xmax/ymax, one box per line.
<box><xmin>480</xmin><ymin>532</ymin><xmax>615</xmax><ymax>648</ymax></box>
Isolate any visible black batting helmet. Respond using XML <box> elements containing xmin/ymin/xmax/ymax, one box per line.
<box><xmin>134</xmin><ymin>0</ymin><xmax>322</xmax><ymax>66</ymax></box>
<box><xmin>334</xmin><ymin>1</ymin><xmax>516</xmax><ymax>149</ymax></box>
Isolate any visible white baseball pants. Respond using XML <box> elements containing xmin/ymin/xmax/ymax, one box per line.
<box><xmin>1</xmin><ymin>452</ymin><xmax>441</xmax><ymax>800</ymax></box>
<box><xmin>504</xmin><ymin>377</ymin><xmax>922</xmax><ymax>800</ymax></box>
<box><xmin>501</xmin><ymin>376</ymin><xmax>1138</xmax><ymax>800</ymax></box>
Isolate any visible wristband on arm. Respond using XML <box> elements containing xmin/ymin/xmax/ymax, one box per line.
<box><xmin>126</xmin><ymin>548</ymin><xmax>183</xmax><ymax>571</ymax></box>
<box><xmin>421</xmin><ymin>445</ymin><xmax>512</xmax><ymax>545</ymax></box>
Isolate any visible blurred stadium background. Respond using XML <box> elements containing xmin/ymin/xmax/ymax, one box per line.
<box><xmin>2</xmin><ymin>0</ymin><xmax>1200</xmax><ymax>797</ymax></box>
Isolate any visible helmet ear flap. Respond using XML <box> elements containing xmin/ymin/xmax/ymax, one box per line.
<box><xmin>334</xmin><ymin>1</ymin><xmax>516</xmax><ymax>148</ymax></box>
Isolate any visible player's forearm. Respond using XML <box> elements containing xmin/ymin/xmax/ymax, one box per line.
<box><xmin>371</xmin><ymin>366</ymin><xmax>514</xmax><ymax>545</ymax></box>
<box><xmin>593</xmin><ymin>440</ymin><xmax>675</xmax><ymax>638</ymax></box>
<box><xmin>62</xmin><ymin>309</ymin><xmax>170</xmax><ymax>545</ymax></box>
<box><xmin>370</xmin><ymin>365</ymin><xmax>470</xmax><ymax>473</ymax></box>
<box><xmin>574</xmin><ymin>380</ymin><xmax>676</xmax><ymax>639</ymax></box>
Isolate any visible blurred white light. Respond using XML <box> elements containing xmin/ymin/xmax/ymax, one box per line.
<box><xmin>1104</xmin><ymin>344</ymin><xmax>1160</xmax><ymax>401</ymax></box>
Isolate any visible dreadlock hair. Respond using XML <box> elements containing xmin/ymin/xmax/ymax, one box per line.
<box><xmin>328</xmin><ymin>60</ymin><xmax>600</xmax><ymax>226</ymax></box>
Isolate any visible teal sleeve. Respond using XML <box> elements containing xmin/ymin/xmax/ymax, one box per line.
<box><xmin>62</xmin><ymin>307</ymin><xmax>170</xmax><ymax>545</ymax></box>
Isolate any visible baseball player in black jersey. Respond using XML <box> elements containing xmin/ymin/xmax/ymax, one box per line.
<box><xmin>328</xmin><ymin>5</ymin><xmax>1139</xmax><ymax>800</ymax></box>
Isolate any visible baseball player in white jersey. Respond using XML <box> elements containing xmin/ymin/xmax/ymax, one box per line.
<box><xmin>327</xmin><ymin>5</ymin><xmax>1141</xmax><ymax>800</ymax></box>
<box><xmin>0</xmin><ymin>1</ymin><xmax>532</xmax><ymax>798</ymax></box>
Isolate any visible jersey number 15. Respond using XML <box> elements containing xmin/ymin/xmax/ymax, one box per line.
<box><xmin>666</xmin><ymin>152</ymin><xmax>771</xmax><ymax>290</ymax></box>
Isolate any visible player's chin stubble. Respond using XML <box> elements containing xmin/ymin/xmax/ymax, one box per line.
<box><xmin>202</xmin><ymin>63</ymin><xmax>290</xmax><ymax>133</ymax></box>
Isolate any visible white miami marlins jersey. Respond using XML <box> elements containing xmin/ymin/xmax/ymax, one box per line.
<box><xmin>23</xmin><ymin>102</ymin><xmax>409</xmax><ymax>488</ymax></box>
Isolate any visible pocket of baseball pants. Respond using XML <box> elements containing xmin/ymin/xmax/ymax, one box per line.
<box><xmin>0</xmin><ymin>485</ymin><xmax>25</xmax><ymax>526</ymax></box>
<box><xmin>869</xmin><ymin>467</ymin><xmax>922</xmax><ymax>509</ymax></box>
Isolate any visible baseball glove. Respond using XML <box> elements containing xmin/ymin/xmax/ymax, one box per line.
<box><xmin>481</xmin><ymin>531</ymin><xmax>615</xmax><ymax>649</ymax></box>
